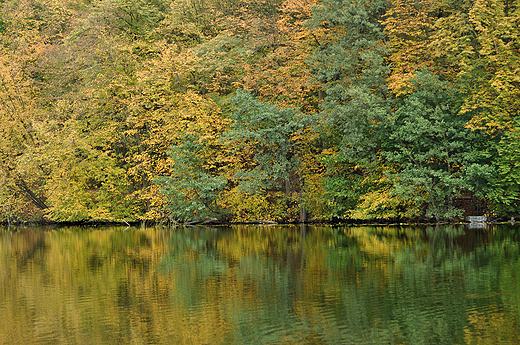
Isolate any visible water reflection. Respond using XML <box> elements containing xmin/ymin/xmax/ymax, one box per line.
<box><xmin>0</xmin><ymin>224</ymin><xmax>519</xmax><ymax>344</ymax></box>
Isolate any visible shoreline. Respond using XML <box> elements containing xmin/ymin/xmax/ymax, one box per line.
<box><xmin>1</xmin><ymin>216</ymin><xmax>516</xmax><ymax>228</ymax></box>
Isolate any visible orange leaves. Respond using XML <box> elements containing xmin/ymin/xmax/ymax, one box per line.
<box><xmin>279</xmin><ymin>0</ymin><xmax>317</xmax><ymax>30</ymax></box>
<box><xmin>238</xmin><ymin>0</ymin><xmax>320</xmax><ymax>110</ymax></box>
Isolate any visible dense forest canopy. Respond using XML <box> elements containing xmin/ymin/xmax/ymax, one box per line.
<box><xmin>0</xmin><ymin>0</ymin><xmax>519</xmax><ymax>223</ymax></box>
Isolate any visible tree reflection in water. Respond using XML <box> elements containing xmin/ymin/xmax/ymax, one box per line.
<box><xmin>0</xmin><ymin>224</ymin><xmax>519</xmax><ymax>344</ymax></box>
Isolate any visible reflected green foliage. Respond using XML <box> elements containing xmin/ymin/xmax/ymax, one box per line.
<box><xmin>1</xmin><ymin>225</ymin><xmax>520</xmax><ymax>344</ymax></box>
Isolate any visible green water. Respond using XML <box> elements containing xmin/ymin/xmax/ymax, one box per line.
<box><xmin>0</xmin><ymin>224</ymin><xmax>519</xmax><ymax>344</ymax></box>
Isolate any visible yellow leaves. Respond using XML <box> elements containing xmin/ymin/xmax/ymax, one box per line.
<box><xmin>301</xmin><ymin>173</ymin><xmax>331</xmax><ymax>220</ymax></box>
<box><xmin>278</xmin><ymin>0</ymin><xmax>317</xmax><ymax>34</ymax></box>
<box><xmin>220</xmin><ymin>187</ymin><xmax>299</xmax><ymax>222</ymax></box>
<box><xmin>0</xmin><ymin>16</ymin><xmax>53</xmax><ymax>219</ymax></box>
<box><xmin>350</xmin><ymin>186</ymin><xmax>421</xmax><ymax>220</ymax></box>
<box><xmin>193</xmin><ymin>0</ymin><xmax>321</xmax><ymax>110</ymax></box>
<box><xmin>469</xmin><ymin>0</ymin><xmax>503</xmax><ymax>32</ymax></box>
<box><xmin>382</xmin><ymin>0</ymin><xmax>439</xmax><ymax>96</ymax></box>
<box><xmin>320</xmin><ymin>147</ymin><xmax>338</xmax><ymax>156</ymax></box>
<box><xmin>384</xmin><ymin>0</ymin><xmax>520</xmax><ymax>151</ymax></box>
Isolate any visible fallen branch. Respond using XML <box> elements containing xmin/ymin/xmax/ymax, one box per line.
<box><xmin>185</xmin><ymin>218</ymin><xmax>219</xmax><ymax>226</ymax></box>
<box><xmin>257</xmin><ymin>220</ymin><xmax>278</xmax><ymax>225</ymax></box>
<box><xmin>185</xmin><ymin>220</ymin><xmax>202</xmax><ymax>226</ymax></box>
<box><xmin>150</xmin><ymin>208</ymin><xmax>178</xmax><ymax>225</ymax></box>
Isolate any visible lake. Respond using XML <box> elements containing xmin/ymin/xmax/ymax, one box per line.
<box><xmin>0</xmin><ymin>224</ymin><xmax>519</xmax><ymax>344</ymax></box>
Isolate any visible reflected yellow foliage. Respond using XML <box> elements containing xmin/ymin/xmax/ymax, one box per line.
<box><xmin>464</xmin><ymin>306</ymin><xmax>520</xmax><ymax>344</ymax></box>
<box><xmin>0</xmin><ymin>225</ymin><xmax>519</xmax><ymax>344</ymax></box>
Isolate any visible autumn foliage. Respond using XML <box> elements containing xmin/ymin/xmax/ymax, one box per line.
<box><xmin>0</xmin><ymin>0</ymin><xmax>519</xmax><ymax>223</ymax></box>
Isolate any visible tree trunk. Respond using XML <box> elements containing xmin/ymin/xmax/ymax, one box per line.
<box><xmin>15</xmin><ymin>177</ymin><xmax>48</xmax><ymax>210</ymax></box>
<box><xmin>284</xmin><ymin>178</ymin><xmax>291</xmax><ymax>196</ymax></box>
<box><xmin>300</xmin><ymin>205</ymin><xmax>307</xmax><ymax>223</ymax></box>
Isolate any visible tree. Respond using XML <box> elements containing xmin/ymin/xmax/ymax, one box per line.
<box><xmin>306</xmin><ymin>0</ymin><xmax>389</xmax><ymax>156</ymax></box>
<box><xmin>305</xmin><ymin>0</ymin><xmax>391</xmax><ymax>218</ymax></box>
<box><xmin>156</xmin><ymin>91</ymin><xmax>230</xmax><ymax>223</ymax></box>
<box><xmin>224</xmin><ymin>91</ymin><xmax>304</xmax><ymax>193</ymax></box>
<box><xmin>157</xmin><ymin>136</ymin><xmax>228</xmax><ymax>223</ymax></box>
<box><xmin>459</xmin><ymin>0</ymin><xmax>520</xmax><ymax>133</ymax></box>
<box><xmin>382</xmin><ymin>0</ymin><xmax>438</xmax><ymax>96</ymax></box>
<box><xmin>0</xmin><ymin>0</ymin><xmax>62</xmax><ymax>220</ymax></box>
<box><xmin>384</xmin><ymin>70</ymin><xmax>492</xmax><ymax>220</ymax></box>
<box><xmin>486</xmin><ymin>117</ymin><xmax>520</xmax><ymax>216</ymax></box>
<box><xmin>219</xmin><ymin>90</ymin><xmax>308</xmax><ymax>221</ymax></box>
<box><xmin>241</xmin><ymin>0</ymin><xmax>320</xmax><ymax>110</ymax></box>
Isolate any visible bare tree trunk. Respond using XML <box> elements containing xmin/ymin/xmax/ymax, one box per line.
<box><xmin>14</xmin><ymin>177</ymin><xmax>47</xmax><ymax>210</ymax></box>
<box><xmin>2</xmin><ymin>163</ymin><xmax>48</xmax><ymax>210</ymax></box>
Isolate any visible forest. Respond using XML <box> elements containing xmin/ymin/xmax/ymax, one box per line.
<box><xmin>0</xmin><ymin>0</ymin><xmax>519</xmax><ymax>224</ymax></box>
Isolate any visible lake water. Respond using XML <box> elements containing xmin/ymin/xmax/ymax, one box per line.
<box><xmin>0</xmin><ymin>224</ymin><xmax>519</xmax><ymax>344</ymax></box>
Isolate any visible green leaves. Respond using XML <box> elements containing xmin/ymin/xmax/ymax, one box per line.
<box><xmin>306</xmin><ymin>0</ymin><xmax>389</xmax><ymax>99</ymax></box>
<box><xmin>225</xmin><ymin>90</ymin><xmax>304</xmax><ymax>194</ymax></box>
<box><xmin>157</xmin><ymin>136</ymin><xmax>227</xmax><ymax>223</ymax></box>
<box><xmin>307</xmin><ymin>0</ymin><xmax>390</xmax><ymax>163</ymax></box>
<box><xmin>486</xmin><ymin>117</ymin><xmax>520</xmax><ymax>215</ymax></box>
<box><xmin>384</xmin><ymin>70</ymin><xmax>491</xmax><ymax>220</ymax></box>
<box><xmin>1</xmin><ymin>0</ymin><xmax>519</xmax><ymax>223</ymax></box>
